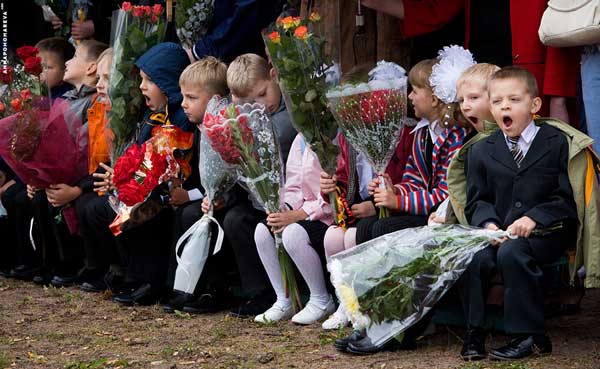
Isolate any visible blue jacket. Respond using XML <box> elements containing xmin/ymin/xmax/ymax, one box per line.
<box><xmin>135</xmin><ymin>42</ymin><xmax>193</xmax><ymax>144</ymax></box>
<box><xmin>192</xmin><ymin>0</ymin><xmax>284</xmax><ymax>63</ymax></box>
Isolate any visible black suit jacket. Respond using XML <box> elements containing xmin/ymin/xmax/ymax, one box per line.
<box><xmin>465</xmin><ymin>123</ymin><xmax>577</xmax><ymax>229</ymax></box>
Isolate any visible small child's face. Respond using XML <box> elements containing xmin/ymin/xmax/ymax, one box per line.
<box><xmin>245</xmin><ymin>77</ymin><xmax>281</xmax><ymax>114</ymax></box>
<box><xmin>139</xmin><ymin>70</ymin><xmax>167</xmax><ymax>111</ymax></box>
<box><xmin>180</xmin><ymin>84</ymin><xmax>212</xmax><ymax>124</ymax></box>
<box><xmin>457</xmin><ymin>81</ymin><xmax>494</xmax><ymax>133</ymax></box>
<box><xmin>95</xmin><ymin>56</ymin><xmax>112</xmax><ymax>102</ymax></box>
<box><xmin>64</xmin><ymin>45</ymin><xmax>93</xmax><ymax>86</ymax></box>
<box><xmin>408</xmin><ymin>85</ymin><xmax>435</xmax><ymax>120</ymax></box>
<box><xmin>489</xmin><ymin>78</ymin><xmax>541</xmax><ymax>138</ymax></box>
<box><xmin>39</xmin><ymin>51</ymin><xmax>65</xmax><ymax>90</ymax></box>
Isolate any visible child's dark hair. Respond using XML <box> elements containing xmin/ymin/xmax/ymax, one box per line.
<box><xmin>79</xmin><ymin>39</ymin><xmax>109</xmax><ymax>62</ymax></box>
<box><xmin>490</xmin><ymin>66</ymin><xmax>539</xmax><ymax>97</ymax></box>
<box><xmin>35</xmin><ymin>37</ymin><xmax>75</xmax><ymax>67</ymax></box>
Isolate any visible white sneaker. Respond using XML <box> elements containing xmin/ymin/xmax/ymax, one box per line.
<box><xmin>291</xmin><ymin>296</ymin><xmax>336</xmax><ymax>325</ymax></box>
<box><xmin>321</xmin><ymin>305</ymin><xmax>349</xmax><ymax>330</ymax></box>
<box><xmin>254</xmin><ymin>302</ymin><xmax>293</xmax><ymax>324</ymax></box>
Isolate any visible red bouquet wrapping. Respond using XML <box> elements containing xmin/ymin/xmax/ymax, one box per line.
<box><xmin>0</xmin><ymin>99</ymin><xmax>88</xmax><ymax>188</ymax></box>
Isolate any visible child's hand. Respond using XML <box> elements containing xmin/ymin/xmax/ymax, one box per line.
<box><xmin>93</xmin><ymin>163</ymin><xmax>115</xmax><ymax>192</ymax></box>
<box><xmin>320</xmin><ymin>171</ymin><xmax>337</xmax><ymax>195</ymax></box>
<box><xmin>351</xmin><ymin>201</ymin><xmax>376</xmax><ymax>218</ymax></box>
<box><xmin>428</xmin><ymin>212</ymin><xmax>445</xmax><ymax>226</ymax></box>
<box><xmin>373</xmin><ymin>187</ymin><xmax>399</xmax><ymax>210</ymax></box>
<box><xmin>507</xmin><ymin>216</ymin><xmax>536</xmax><ymax>238</ymax></box>
<box><xmin>26</xmin><ymin>185</ymin><xmax>38</xmax><ymax>199</ymax></box>
<box><xmin>368</xmin><ymin>174</ymin><xmax>393</xmax><ymax>195</ymax></box>
<box><xmin>267</xmin><ymin>209</ymin><xmax>307</xmax><ymax>233</ymax></box>
<box><xmin>484</xmin><ymin>223</ymin><xmax>506</xmax><ymax>246</ymax></box>
<box><xmin>50</xmin><ymin>15</ymin><xmax>63</xmax><ymax>30</ymax></box>
<box><xmin>71</xmin><ymin>20</ymin><xmax>94</xmax><ymax>40</ymax></box>
<box><xmin>201</xmin><ymin>197</ymin><xmax>224</xmax><ymax>214</ymax></box>
<box><xmin>46</xmin><ymin>184</ymin><xmax>82</xmax><ymax>207</ymax></box>
<box><xmin>169</xmin><ymin>187</ymin><xmax>190</xmax><ymax>206</ymax></box>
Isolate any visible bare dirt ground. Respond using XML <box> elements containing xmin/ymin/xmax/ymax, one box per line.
<box><xmin>1</xmin><ymin>277</ymin><xmax>599</xmax><ymax>369</ymax></box>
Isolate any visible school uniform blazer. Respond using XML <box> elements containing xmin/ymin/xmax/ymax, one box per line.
<box><xmin>394</xmin><ymin>124</ymin><xmax>468</xmax><ymax>215</ymax></box>
<box><xmin>464</xmin><ymin>124</ymin><xmax>577</xmax><ymax>229</ymax></box>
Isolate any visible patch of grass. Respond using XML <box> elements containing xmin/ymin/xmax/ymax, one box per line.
<box><xmin>161</xmin><ymin>347</ymin><xmax>175</xmax><ymax>359</ymax></box>
<box><xmin>63</xmin><ymin>291</ymin><xmax>83</xmax><ymax>303</ymax></box>
<box><xmin>18</xmin><ymin>295</ymin><xmax>33</xmax><ymax>306</ymax></box>
<box><xmin>64</xmin><ymin>358</ymin><xmax>130</xmax><ymax>369</ymax></box>
<box><xmin>173</xmin><ymin>310</ymin><xmax>191</xmax><ymax>320</ymax></box>
<box><xmin>0</xmin><ymin>351</ymin><xmax>10</xmax><ymax>368</ymax></box>
<box><xmin>318</xmin><ymin>331</ymin><xmax>337</xmax><ymax>346</ymax></box>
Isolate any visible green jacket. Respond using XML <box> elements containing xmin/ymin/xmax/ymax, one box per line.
<box><xmin>446</xmin><ymin>118</ymin><xmax>600</xmax><ymax>288</ymax></box>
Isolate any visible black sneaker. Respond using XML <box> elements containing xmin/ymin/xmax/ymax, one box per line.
<box><xmin>229</xmin><ymin>294</ymin><xmax>274</xmax><ymax>318</ymax></box>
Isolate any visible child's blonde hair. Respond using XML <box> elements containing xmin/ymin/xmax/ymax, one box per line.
<box><xmin>227</xmin><ymin>53</ymin><xmax>270</xmax><ymax>98</ymax></box>
<box><xmin>96</xmin><ymin>47</ymin><xmax>113</xmax><ymax>66</ymax></box>
<box><xmin>179</xmin><ymin>56</ymin><xmax>228</xmax><ymax>97</ymax></box>
<box><xmin>457</xmin><ymin>63</ymin><xmax>500</xmax><ymax>91</ymax></box>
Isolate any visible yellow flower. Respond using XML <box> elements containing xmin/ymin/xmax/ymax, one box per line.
<box><xmin>268</xmin><ymin>31</ymin><xmax>281</xmax><ymax>44</ymax></box>
<box><xmin>309</xmin><ymin>11</ymin><xmax>321</xmax><ymax>22</ymax></box>
<box><xmin>339</xmin><ymin>284</ymin><xmax>360</xmax><ymax>315</ymax></box>
<box><xmin>281</xmin><ymin>16</ymin><xmax>295</xmax><ymax>30</ymax></box>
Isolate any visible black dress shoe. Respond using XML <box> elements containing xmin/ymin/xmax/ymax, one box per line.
<box><xmin>51</xmin><ymin>274</ymin><xmax>80</xmax><ymax>288</ymax></box>
<box><xmin>10</xmin><ymin>265</ymin><xmax>41</xmax><ymax>281</ymax></box>
<box><xmin>229</xmin><ymin>291</ymin><xmax>274</xmax><ymax>318</ymax></box>
<box><xmin>113</xmin><ymin>283</ymin><xmax>160</xmax><ymax>306</ymax></box>
<box><xmin>184</xmin><ymin>293</ymin><xmax>236</xmax><ymax>314</ymax></box>
<box><xmin>333</xmin><ymin>330</ymin><xmax>366</xmax><ymax>352</ymax></box>
<box><xmin>33</xmin><ymin>273</ymin><xmax>53</xmax><ymax>285</ymax></box>
<box><xmin>346</xmin><ymin>335</ymin><xmax>400</xmax><ymax>355</ymax></box>
<box><xmin>489</xmin><ymin>334</ymin><xmax>552</xmax><ymax>361</ymax></box>
<box><xmin>80</xmin><ymin>279</ymin><xmax>108</xmax><ymax>293</ymax></box>
<box><xmin>0</xmin><ymin>269</ymin><xmax>12</xmax><ymax>278</ymax></box>
<box><xmin>163</xmin><ymin>291</ymin><xmax>195</xmax><ymax>313</ymax></box>
<box><xmin>460</xmin><ymin>328</ymin><xmax>487</xmax><ymax>361</ymax></box>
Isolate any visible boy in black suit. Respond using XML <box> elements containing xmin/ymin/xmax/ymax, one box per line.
<box><xmin>460</xmin><ymin>67</ymin><xmax>577</xmax><ymax>361</ymax></box>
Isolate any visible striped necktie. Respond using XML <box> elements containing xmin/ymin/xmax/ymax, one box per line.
<box><xmin>507</xmin><ymin>136</ymin><xmax>525</xmax><ymax>168</ymax></box>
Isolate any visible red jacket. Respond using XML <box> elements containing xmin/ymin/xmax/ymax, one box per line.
<box><xmin>401</xmin><ymin>0</ymin><xmax>579</xmax><ymax>108</ymax></box>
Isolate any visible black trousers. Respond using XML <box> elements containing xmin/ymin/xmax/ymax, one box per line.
<box><xmin>117</xmin><ymin>206</ymin><xmax>174</xmax><ymax>289</ymax></box>
<box><xmin>75</xmin><ymin>193</ymin><xmax>119</xmax><ymax>275</ymax></box>
<box><xmin>1</xmin><ymin>182</ymin><xmax>37</xmax><ymax>269</ymax></box>
<box><xmin>166</xmin><ymin>200</ymin><xmax>237</xmax><ymax>293</ymax></box>
<box><xmin>356</xmin><ymin>214</ymin><xmax>429</xmax><ymax>244</ymax></box>
<box><xmin>222</xmin><ymin>200</ymin><xmax>269</xmax><ymax>297</ymax></box>
<box><xmin>458</xmin><ymin>227</ymin><xmax>574</xmax><ymax>335</ymax></box>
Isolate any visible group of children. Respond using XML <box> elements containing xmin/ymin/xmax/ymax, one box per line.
<box><xmin>0</xmin><ymin>32</ymin><xmax>590</xmax><ymax>361</ymax></box>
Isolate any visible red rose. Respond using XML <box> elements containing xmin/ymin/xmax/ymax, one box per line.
<box><xmin>0</xmin><ymin>66</ymin><xmax>13</xmax><ymax>84</ymax></box>
<box><xmin>142</xmin><ymin>152</ymin><xmax>167</xmax><ymax>192</ymax></box>
<box><xmin>118</xmin><ymin>180</ymin><xmax>146</xmax><ymax>206</ymax></box>
<box><xmin>16</xmin><ymin>46</ymin><xmax>38</xmax><ymax>61</ymax></box>
<box><xmin>132</xmin><ymin>6</ymin><xmax>145</xmax><ymax>17</ymax></box>
<box><xmin>113</xmin><ymin>144</ymin><xmax>145</xmax><ymax>186</ymax></box>
<box><xmin>152</xmin><ymin>4</ymin><xmax>163</xmax><ymax>16</ymax></box>
<box><xmin>10</xmin><ymin>98</ymin><xmax>22</xmax><ymax>112</ymax></box>
<box><xmin>360</xmin><ymin>90</ymin><xmax>389</xmax><ymax>124</ymax></box>
<box><xmin>0</xmin><ymin>102</ymin><xmax>5</xmax><ymax>113</ymax></box>
<box><xmin>24</xmin><ymin>57</ymin><xmax>43</xmax><ymax>76</ymax></box>
<box><xmin>121</xmin><ymin>1</ymin><xmax>132</xmax><ymax>11</ymax></box>
<box><xmin>20</xmin><ymin>89</ymin><xmax>32</xmax><ymax>100</ymax></box>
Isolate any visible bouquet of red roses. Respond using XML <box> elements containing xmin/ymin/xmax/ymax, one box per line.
<box><xmin>0</xmin><ymin>45</ymin><xmax>46</xmax><ymax>119</ymax></box>
<box><xmin>326</xmin><ymin>62</ymin><xmax>408</xmax><ymax>218</ymax></box>
<box><xmin>0</xmin><ymin>99</ymin><xmax>88</xmax><ymax>188</ymax></box>
<box><xmin>202</xmin><ymin>97</ymin><xmax>302</xmax><ymax>311</ymax></box>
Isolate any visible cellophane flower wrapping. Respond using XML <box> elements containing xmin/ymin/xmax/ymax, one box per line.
<box><xmin>202</xmin><ymin>97</ymin><xmax>303</xmax><ymax>311</ymax></box>
<box><xmin>175</xmin><ymin>0</ymin><xmax>214</xmax><ymax>49</ymax></box>
<box><xmin>327</xmin><ymin>62</ymin><xmax>408</xmax><ymax>218</ymax></box>
<box><xmin>199</xmin><ymin>129</ymin><xmax>236</xmax><ymax>214</ymax></box>
<box><xmin>329</xmin><ymin>224</ymin><xmax>510</xmax><ymax>347</ymax></box>
<box><xmin>0</xmin><ymin>98</ymin><xmax>88</xmax><ymax>188</ymax></box>
<box><xmin>109</xmin><ymin>126</ymin><xmax>185</xmax><ymax>235</ymax></box>
<box><xmin>107</xmin><ymin>2</ymin><xmax>166</xmax><ymax>160</ymax></box>
<box><xmin>263</xmin><ymin>13</ymin><xmax>343</xmax><ymax>224</ymax></box>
